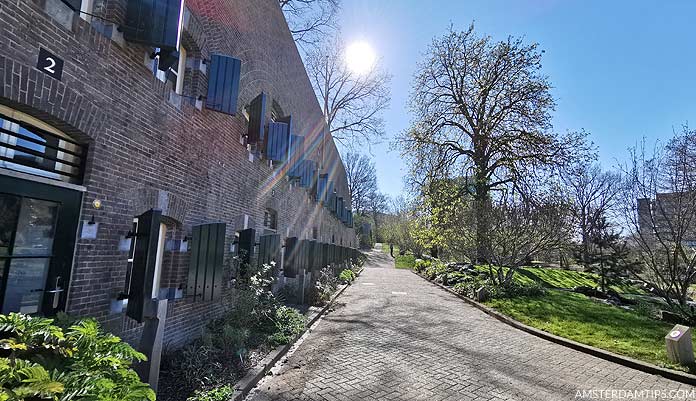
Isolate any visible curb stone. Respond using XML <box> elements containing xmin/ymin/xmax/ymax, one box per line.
<box><xmin>233</xmin><ymin>265</ymin><xmax>364</xmax><ymax>401</ymax></box>
<box><xmin>411</xmin><ymin>270</ymin><xmax>696</xmax><ymax>387</ymax></box>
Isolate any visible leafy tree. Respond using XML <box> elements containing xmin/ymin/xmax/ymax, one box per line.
<box><xmin>399</xmin><ymin>23</ymin><xmax>588</xmax><ymax>262</ymax></box>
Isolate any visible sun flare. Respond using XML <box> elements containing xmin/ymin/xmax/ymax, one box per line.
<box><xmin>345</xmin><ymin>41</ymin><xmax>376</xmax><ymax>75</ymax></box>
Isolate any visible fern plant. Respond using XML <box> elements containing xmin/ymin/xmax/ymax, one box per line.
<box><xmin>0</xmin><ymin>313</ymin><xmax>154</xmax><ymax>401</ymax></box>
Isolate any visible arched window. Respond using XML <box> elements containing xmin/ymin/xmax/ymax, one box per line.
<box><xmin>264</xmin><ymin>208</ymin><xmax>277</xmax><ymax>230</ymax></box>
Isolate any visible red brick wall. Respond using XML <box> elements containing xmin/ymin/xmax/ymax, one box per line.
<box><xmin>0</xmin><ymin>0</ymin><xmax>355</xmax><ymax>347</ymax></box>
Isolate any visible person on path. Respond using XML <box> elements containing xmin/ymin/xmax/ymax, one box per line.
<box><xmin>390</xmin><ymin>244</ymin><xmax>394</xmax><ymax>258</ymax></box>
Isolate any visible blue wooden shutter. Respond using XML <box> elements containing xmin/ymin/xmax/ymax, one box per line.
<box><xmin>317</xmin><ymin>174</ymin><xmax>328</xmax><ymax>203</ymax></box>
<box><xmin>258</xmin><ymin>233</ymin><xmax>280</xmax><ymax>268</ymax></box>
<box><xmin>206</xmin><ymin>54</ymin><xmax>242</xmax><ymax>116</ymax></box>
<box><xmin>123</xmin><ymin>0</ymin><xmax>183</xmax><ymax>50</ymax></box>
<box><xmin>187</xmin><ymin>223</ymin><xmax>226</xmax><ymax>302</ymax></box>
<box><xmin>266</xmin><ymin>122</ymin><xmax>289</xmax><ymax>161</ymax></box>
<box><xmin>287</xmin><ymin>135</ymin><xmax>305</xmax><ymax>179</ymax></box>
<box><xmin>337</xmin><ymin>197</ymin><xmax>344</xmax><ymax>218</ymax></box>
<box><xmin>300</xmin><ymin>160</ymin><xmax>316</xmax><ymax>188</ymax></box>
<box><xmin>284</xmin><ymin>237</ymin><xmax>299</xmax><ymax>278</ymax></box>
<box><xmin>247</xmin><ymin>92</ymin><xmax>267</xmax><ymax>145</ymax></box>
<box><xmin>126</xmin><ymin>209</ymin><xmax>161</xmax><ymax>322</ymax></box>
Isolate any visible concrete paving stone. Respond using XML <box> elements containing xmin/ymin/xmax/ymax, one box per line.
<box><xmin>245</xmin><ymin>250</ymin><xmax>696</xmax><ymax>401</ymax></box>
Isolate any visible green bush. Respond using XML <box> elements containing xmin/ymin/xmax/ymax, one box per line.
<box><xmin>0</xmin><ymin>313</ymin><xmax>154</xmax><ymax>401</ymax></box>
<box><xmin>160</xmin><ymin>262</ymin><xmax>306</xmax><ymax>400</ymax></box>
<box><xmin>339</xmin><ymin>269</ymin><xmax>356</xmax><ymax>284</ymax></box>
<box><xmin>414</xmin><ymin>259</ymin><xmax>431</xmax><ymax>273</ymax></box>
<box><xmin>310</xmin><ymin>267</ymin><xmax>338</xmax><ymax>306</ymax></box>
<box><xmin>268</xmin><ymin>306</ymin><xmax>305</xmax><ymax>346</ymax></box>
<box><xmin>186</xmin><ymin>384</ymin><xmax>234</xmax><ymax>401</ymax></box>
<box><xmin>633</xmin><ymin>300</ymin><xmax>661</xmax><ymax>320</ymax></box>
<box><xmin>424</xmin><ymin>262</ymin><xmax>447</xmax><ymax>282</ymax></box>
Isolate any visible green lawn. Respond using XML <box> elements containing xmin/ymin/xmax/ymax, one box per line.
<box><xmin>381</xmin><ymin>245</ymin><xmax>414</xmax><ymax>269</ymax></box>
<box><xmin>484</xmin><ymin>290</ymin><xmax>694</xmax><ymax>372</ymax></box>
<box><xmin>470</xmin><ymin>266</ymin><xmax>644</xmax><ymax>294</ymax></box>
<box><xmin>395</xmin><ymin>253</ymin><xmax>415</xmax><ymax>269</ymax></box>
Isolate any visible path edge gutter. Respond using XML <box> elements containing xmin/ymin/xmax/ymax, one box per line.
<box><xmin>411</xmin><ymin>270</ymin><xmax>696</xmax><ymax>386</ymax></box>
<box><xmin>232</xmin><ymin>266</ymin><xmax>364</xmax><ymax>401</ymax></box>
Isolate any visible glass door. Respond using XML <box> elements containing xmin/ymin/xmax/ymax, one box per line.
<box><xmin>0</xmin><ymin>175</ymin><xmax>81</xmax><ymax>315</ymax></box>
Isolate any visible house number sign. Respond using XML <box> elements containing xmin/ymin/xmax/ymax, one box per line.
<box><xmin>36</xmin><ymin>48</ymin><xmax>64</xmax><ymax>80</ymax></box>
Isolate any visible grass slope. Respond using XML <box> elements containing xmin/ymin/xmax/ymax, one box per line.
<box><xmin>485</xmin><ymin>290</ymin><xmax>693</xmax><ymax>372</ymax></box>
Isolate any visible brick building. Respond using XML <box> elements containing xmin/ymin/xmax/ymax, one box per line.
<box><xmin>0</xmin><ymin>0</ymin><xmax>355</xmax><ymax>359</ymax></box>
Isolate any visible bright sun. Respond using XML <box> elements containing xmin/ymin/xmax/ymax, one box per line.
<box><xmin>345</xmin><ymin>41</ymin><xmax>376</xmax><ymax>75</ymax></box>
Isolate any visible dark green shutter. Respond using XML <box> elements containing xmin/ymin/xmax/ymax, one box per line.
<box><xmin>126</xmin><ymin>209</ymin><xmax>161</xmax><ymax>322</ymax></box>
<box><xmin>238</xmin><ymin>228</ymin><xmax>256</xmax><ymax>271</ymax></box>
<box><xmin>258</xmin><ymin>234</ymin><xmax>280</xmax><ymax>267</ymax></box>
<box><xmin>123</xmin><ymin>0</ymin><xmax>183</xmax><ymax>51</ymax></box>
<box><xmin>187</xmin><ymin>223</ymin><xmax>226</xmax><ymax>302</ymax></box>
<box><xmin>284</xmin><ymin>237</ymin><xmax>299</xmax><ymax>277</ymax></box>
<box><xmin>61</xmin><ymin>0</ymin><xmax>81</xmax><ymax>11</ymax></box>
<box><xmin>206</xmin><ymin>54</ymin><xmax>242</xmax><ymax>116</ymax></box>
<box><xmin>247</xmin><ymin>92</ymin><xmax>267</xmax><ymax>144</ymax></box>
<box><xmin>321</xmin><ymin>243</ymin><xmax>330</xmax><ymax>268</ymax></box>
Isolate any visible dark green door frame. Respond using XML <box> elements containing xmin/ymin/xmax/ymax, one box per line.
<box><xmin>0</xmin><ymin>174</ymin><xmax>82</xmax><ymax>315</ymax></box>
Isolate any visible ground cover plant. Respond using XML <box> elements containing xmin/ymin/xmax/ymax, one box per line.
<box><xmin>0</xmin><ymin>313</ymin><xmax>154</xmax><ymax>401</ymax></box>
<box><xmin>158</xmin><ymin>262</ymin><xmax>305</xmax><ymax>401</ymax></box>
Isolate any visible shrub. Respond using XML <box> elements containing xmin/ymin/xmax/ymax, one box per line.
<box><xmin>267</xmin><ymin>306</ymin><xmax>305</xmax><ymax>346</ymax></box>
<box><xmin>339</xmin><ymin>269</ymin><xmax>356</xmax><ymax>284</ymax></box>
<box><xmin>186</xmin><ymin>385</ymin><xmax>234</xmax><ymax>401</ymax></box>
<box><xmin>310</xmin><ymin>267</ymin><xmax>338</xmax><ymax>306</ymax></box>
<box><xmin>633</xmin><ymin>300</ymin><xmax>661</xmax><ymax>320</ymax></box>
<box><xmin>424</xmin><ymin>262</ymin><xmax>447</xmax><ymax>282</ymax></box>
<box><xmin>414</xmin><ymin>259</ymin><xmax>431</xmax><ymax>273</ymax></box>
<box><xmin>0</xmin><ymin>313</ymin><xmax>154</xmax><ymax>401</ymax></box>
<box><xmin>451</xmin><ymin>276</ymin><xmax>489</xmax><ymax>298</ymax></box>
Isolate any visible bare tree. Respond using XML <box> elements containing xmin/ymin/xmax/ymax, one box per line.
<box><xmin>306</xmin><ymin>37</ymin><xmax>391</xmax><ymax>147</ymax></box>
<box><xmin>562</xmin><ymin>163</ymin><xmax>621</xmax><ymax>270</ymax></box>
<box><xmin>619</xmin><ymin>126</ymin><xmax>696</xmax><ymax>320</ymax></box>
<box><xmin>344</xmin><ymin>152</ymin><xmax>378</xmax><ymax>214</ymax></box>
<box><xmin>279</xmin><ymin>0</ymin><xmax>340</xmax><ymax>47</ymax></box>
<box><xmin>488</xmin><ymin>185</ymin><xmax>572</xmax><ymax>285</ymax></box>
<box><xmin>399</xmin><ymin>24</ymin><xmax>589</xmax><ymax>263</ymax></box>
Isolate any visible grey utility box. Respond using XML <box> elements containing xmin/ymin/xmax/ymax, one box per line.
<box><xmin>665</xmin><ymin>324</ymin><xmax>695</xmax><ymax>365</ymax></box>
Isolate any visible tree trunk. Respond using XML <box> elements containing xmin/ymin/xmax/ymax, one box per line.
<box><xmin>474</xmin><ymin>181</ymin><xmax>491</xmax><ymax>264</ymax></box>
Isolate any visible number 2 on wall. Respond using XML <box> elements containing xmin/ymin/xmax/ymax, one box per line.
<box><xmin>36</xmin><ymin>48</ymin><xmax>63</xmax><ymax>80</ymax></box>
<box><xmin>43</xmin><ymin>57</ymin><xmax>57</xmax><ymax>74</ymax></box>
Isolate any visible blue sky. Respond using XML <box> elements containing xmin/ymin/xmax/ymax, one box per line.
<box><xmin>337</xmin><ymin>0</ymin><xmax>696</xmax><ymax>199</ymax></box>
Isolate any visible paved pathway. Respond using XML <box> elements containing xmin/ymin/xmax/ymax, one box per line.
<box><xmin>247</xmin><ymin>249</ymin><xmax>696</xmax><ymax>401</ymax></box>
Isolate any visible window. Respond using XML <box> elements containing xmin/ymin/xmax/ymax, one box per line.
<box><xmin>79</xmin><ymin>0</ymin><xmax>94</xmax><ymax>22</ymax></box>
<box><xmin>312</xmin><ymin>227</ymin><xmax>318</xmax><ymax>240</ymax></box>
<box><xmin>264</xmin><ymin>208</ymin><xmax>278</xmax><ymax>231</ymax></box>
<box><xmin>0</xmin><ymin>106</ymin><xmax>86</xmax><ymax>184</ymax></box>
